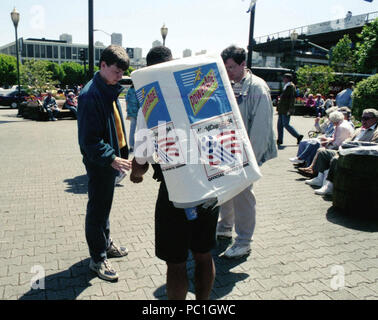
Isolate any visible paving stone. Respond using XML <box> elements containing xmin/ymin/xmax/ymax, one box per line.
<box><xmin>1</xmin><ymin>111</ymin><xmax>378</xmax><ymax>300</ymax></box>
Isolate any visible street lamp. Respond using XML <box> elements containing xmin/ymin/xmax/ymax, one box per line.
<box><xmin>10</xmin><ymin>7</ymin><xmax>21</xmax><ymax>114</ymax></box>
<box><xmin>160</xmin><ymin>24</ymin><xmax>168</xmax><ymax>46</ymax></box>
<box><xmin>290</xmin><ymin>30</ymin><xmax>298</xmax><ymax>71</ymax></box>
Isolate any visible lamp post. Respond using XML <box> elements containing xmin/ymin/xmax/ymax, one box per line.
<box><xmin>10</xmin><ymin>8</ymin><xmax>21</xmax><ymax>114</ymax></box>
<box><xmin>88</xmin><ymin>0</ymin><xmax>94</xmax><ymax>80</ymax></box>
<box><xmin>290</xmin><ymin>30</ymin><xmax>298</xmax><ymax>71</ymax></box>
<box><xmin>246</xmin><ymin>4</ymin><xmax>256</xmax><ymax>69</ymax></box>
<box><xmin>160</xmin><ymin>24</ymin><xmax>168</xmax><ymax>46</ymax></box>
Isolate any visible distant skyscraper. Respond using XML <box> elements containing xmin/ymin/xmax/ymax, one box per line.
<box><xmin>152</xmin><ymin>40</ymin><xmax>162</xmax><ymax>48</ymax></box>
<box><xmin>133</xmin><ymin>47</ymin><xmax>142</xmax><ymax>60</ymax></box>
<box><xmin>111</xmin><ymin>33</ymin><xmax>122</xmax><ymax>46</ymax></box>
<box><xmin>183</xmin><ymin>49</ymin><xmax>192</xmax><ymax>58</ymax></box>
<box><xmin>59</xmin><ymin>33</ymin><xmax>72</xmax><ymax>44</ymax></box>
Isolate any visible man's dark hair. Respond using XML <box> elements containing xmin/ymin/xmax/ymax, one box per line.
<box><xmin>221</xmin><ymin>45</ymin><xmax>246</xmax><ymax>65</ymax></box>
<box><xmin>100</xmin><ymin>45</ymin><xmax>129</xmax><ymax>71</ymax></box>
<box><xmin>347</xmin><ymin>81</ymin><xmax>354</xmax><ymax>88</ymax></box>
<box><xmin>146</xmin><ymin>46</ymin><xmax>172</xmax><ymax>66</ymax></box>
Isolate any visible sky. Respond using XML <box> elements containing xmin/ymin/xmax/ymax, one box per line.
<box><xmin>0</xmin><ymin>0</ymin><xmax>377</xmax><ymax>59</ymax></box>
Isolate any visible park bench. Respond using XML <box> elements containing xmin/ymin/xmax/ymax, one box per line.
<box><xmin>20</xmin><ymin>99</ymin><xmax>75</xmax><ymax>121</ymax></box>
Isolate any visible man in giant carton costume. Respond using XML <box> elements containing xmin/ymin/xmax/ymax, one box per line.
<box><xmin>130</xmin><ymin>46</ymin><xmax>274</xmax><ymax>299</ymax></box>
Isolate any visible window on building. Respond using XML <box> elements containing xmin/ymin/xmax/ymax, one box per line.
<box><xmin>35</xmin><ymin>44</ymin><xmax>40</xmax><ymax>58</ymax></box>
<box><xmin>61</xmin><ymin>46</ymin><xmax>65</xmax><ymax>59</ymax></box>
<box><xmin>27</xmin><ymin>44</ymin><xmax>34</xmax><ymax>58</ymax></box>
<box><xmin>95</xmin><ymin>48</ymin><xmax>100</xmax><ymax>61</ymax></box>
<box><xmin>72</xmin><ymin>47</ymin><xmax>77</xmax><ymax>59</ymax></box>
<box><xmin>66</xmin><ymin>47</ymin><xmax>72</xmax><ymax>60</ymax></box>
<box><xmin>53</xmin><ymin>46</ymin><xmax>58</xmax><ymax>59</ymax></box>
<box><xmin>41</xmin><ymin>45</ymin><xmax>46</xmax><ymax>58</ymax></box>
<box><xmin>47</xmin><ymin>45</ymin><xmax>52</xmax><ymax>59</ymax></box>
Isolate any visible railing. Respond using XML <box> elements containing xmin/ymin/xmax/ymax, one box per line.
<box><xmin>255</xmin><ymin>11</ymin><xmax>378</xmax><ymax>44</ymax></box>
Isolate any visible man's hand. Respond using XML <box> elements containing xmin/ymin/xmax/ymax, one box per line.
<box><xmin>111</xmin><ymin>157</ymin><xmax>132</xmax><ymax>174</ymax></box>
<box><xmin>130</xmin><ymin>158</ymin><xmax>149</xmax><ymax>184</ymax></box>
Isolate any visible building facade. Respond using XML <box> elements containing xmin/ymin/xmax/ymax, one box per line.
<box><xmin>183</xmin><ymin>49</ymin><xmax>192</xmax><ymax>58</ymax></box>
<box><xmin>111</xmin><ymin>33</ymin><xmax>122</xmax><ymax>46</ymax></box>
<box><xmin>0</xmin><ymin>37</ymin><xmax>106</xmax><ymax>66</ymax></box>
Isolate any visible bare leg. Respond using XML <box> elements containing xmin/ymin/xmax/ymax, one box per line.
<box><xmin>166</xmin><ymin>262</ymin><xmax>188</xmax><ymax>300</ymax></box>
<box><xmin>192</xmin><ymin>252</ymin><xmax>216</xmax><ymax>300</ymax></box>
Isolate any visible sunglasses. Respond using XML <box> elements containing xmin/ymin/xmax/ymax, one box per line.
<box><xmin>361</xmin><ymin>116</ymin><xmax>373</xmax><ymax>121</ymax></box>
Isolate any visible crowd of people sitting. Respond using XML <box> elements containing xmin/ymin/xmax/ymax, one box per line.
<box><xmin>289</xmin><ymin>107</ymin><xmax>378</xmax><ymax>196</ymax></box>
<box><xmin>42</xmin><ymin>86</ymin><xmax>79</xmax><ymax>121</ymax></box>
<box><xmin>299</xmin><ymin>81</ymin><xmax>354</xmax><ymax>117</ymax></box>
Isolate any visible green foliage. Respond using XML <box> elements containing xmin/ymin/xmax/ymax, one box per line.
<box><xmin>46</xmin><ymin>61</ymin><xmax>65</xmax><ymax>83</ymax></box>
<box><xmin>0</xmin><ymin>54</ymin><xmax>17</xmax><ymax>87</ymax></box>
<box><xmin>124</xmin><ymin>66</ymin><xmax>135</xmax><ymax>76</ymax></box>
<box><xmin>61</xmin><ymin>62</ymin><xmax>85</xmax><ymax>86</ymax></box>
<box><xmin>352</xmin><ymin>73</ymin><xmax>378</xmax><ymax>120</ymax></box>
<box><xmin>330</xmin><ymin>35</ymin><xmax>357</xmax><ymax>73</ymax></box>
<box><xmin>356</xmin><ymin>18</ymin><xmax>378</xmax><ymax>73</ymax></box>
<box><xmin>296</xmin><ymin>65</ymin><xmax>335</xmax><ymax>95</ymax></box>
<box><xmin>20</xmin><ymin>59</ymin><xmax>57</xmax><ymax>95</ymax></box>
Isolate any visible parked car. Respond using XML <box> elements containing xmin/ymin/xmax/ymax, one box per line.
<box><xmin>0</xmin><ymin>89</ymin><xmax>29</xmax><ymax>108</ymax></box>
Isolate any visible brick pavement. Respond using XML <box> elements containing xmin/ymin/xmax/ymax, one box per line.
<box><xmin>0</xmin><ymin>107</ymin><xmax>377</xmax><ymax>300</ymax></box>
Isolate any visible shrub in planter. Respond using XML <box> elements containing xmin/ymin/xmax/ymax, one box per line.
<box><xmin>352</xmin><ymin>73</ymin><xmax>378</xmax><ymax>120</ymax></box>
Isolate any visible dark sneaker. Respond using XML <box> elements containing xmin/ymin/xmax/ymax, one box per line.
<box><xmin>106</xmin><ymin>238</ymin><xmax>128</xmax><ymax>258</ymax></box>
<box><xmin>89</xmin><ymin>259</ymin><xmax>118</xmax><ymax>281</ymax></box>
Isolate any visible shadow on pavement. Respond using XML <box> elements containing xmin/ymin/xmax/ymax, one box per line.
<box><xmin>152</xmin><ymin>238</ymin><xmax>249</xmax><ymax>300</ymax></box>
<box><xmin>19</xmin><ymin>258</ymin><xmax>96</xmax><ymax>300</ymax></box>
<box><xmin>326</xmin><ymin>206</ymin><xmax>378</xmax><ymax>232</ymax></box>
<box><xmin>64</xmin><ymin>174</ymin><xmax>88</xmax><ymax>194</ymax></box>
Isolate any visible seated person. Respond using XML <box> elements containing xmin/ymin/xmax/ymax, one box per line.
<box><xmin>298</xmin><ymin>110</ymin><xmax>354</xmax><ymax>178</ymax></box>
<box><xmin>289</xmin><ymin>106</ymin><xmax>338</xmax><ymax>166</ymax></box>
<box><xmin>338</xmin><ymin>106</ymin><xmax>354</xmax><ymax>129</ymax></box>
<box><xmin>324</xmin><ymin>94</ymin><xmax>335</xmax><ymax>110</ymax></box>
<box><xmin>305</xmin><ymin>94</ymin><xmax>315</xmax><ymax>108</ymax></box>
<box><xmin>63</xmin><ymin>92</ymin><xmax>78</xmax><ymax>119</ymax></box>
<box><xmin>314</xmin><ymin>108</ymin><xmax>378</xmax><ymax>195</ymax></box>
<box><xmin>314</xmin><ymin>93</ymin><xmax>325</xmax><ymax>117</ymax></box>
<box><xmin>43</xmin><ymin>91</ymin><xmax>60</xmax><ymax>121</ymax></box>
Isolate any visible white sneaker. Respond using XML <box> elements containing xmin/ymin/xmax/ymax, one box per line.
<box><xmin>315</xmin><ymin>181</ymin><xmax>333</xmax><ymax>195</ymax></box>
<box><xmin>305</xmin><ymin>172</ymin><xmax>324</xmax><ymax>187</ymax></box>
<box><xmin>223</xmin><ymin>244</ymin><xmax>251</xmax><ymax>258</ymax></box>
<box><xmin>89</xmin><ymin>259</ymin><xmax>118</xmax><ymax>281</ymax></box>
<box><xmin>115</xmin><ymin>172</ymin><xmax>127</xmax><ymax>185</ymax></box>
<box><xmin>216</xmin><ymin>230</ymin><xmax>232</xmax><ymax>239</ymax></box>
<box><xmin>289</xmin><ymin>157</ymin><xmax>304</xmax><ymax>164</ymax></box>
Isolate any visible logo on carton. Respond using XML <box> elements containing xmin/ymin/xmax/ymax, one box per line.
<box><xmin>141</xmin><ymin>86</ymin><xmax>159</xmax><ymax>122</ymax></box>
<box><xmin>188</xmin><ymin>69</ymin><xmax>218</xmax><ymax>116</ymax></box>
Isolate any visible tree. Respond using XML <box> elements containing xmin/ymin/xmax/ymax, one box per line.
<box><xmin>124</xmin><ymin>66</ymin><xmax>135</xmax><ymax>76</ymax></box>
<box><xmin>352</xmin><ymin>73</ymin><xmax>378</xmax><ymax>120</ymax></box>
<box><xmin>20</xmin><ymin>59</ymin><xmax>57</xmax><ymax>95</ymax></box>
<box><xmin>355</xmin><ymin>18</ymin><xmax>378</xmax><ymax>73</ymax></box>
<box><xmin>46</xmin><ymin>61</ymin><xmax>65</xmax><ymax>83</ymax></box>
<box><xmin>0</xmin><ymin>54</ymin><xmax>17</xmax><ymax>87</ymax></box>
<box><xmin>61</xmin><ymin>62</ymin><xmax>85</xmax><ymax>86</ymax></box>
<box><xmin>296</xmin><ymin>65</ymin><xmax>335</xmax><ymax>96</ymax></box>
<box><xmin>330</xmin><ymin>34</ymin><xmax>357</xmax><ymax>73</ymax></box>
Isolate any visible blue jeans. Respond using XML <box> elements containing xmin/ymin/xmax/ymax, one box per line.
<box><xmin>297</xmin><ymin>139</ymin><xmax>320</xmax><ymax>166</ymax></box>
<box><xmin>128</xmin><ymin>117</ymin><xmax>137</xmax><ymax>150</ymax></box>
<box><xmin>85</xmin><ymin>164</ymin><xmax>115</xmax><ymax>263</ymax></box>
<box><xmin>277</xmin><ymin>114</ymin><xmax>300</xmax><ymax>143</ymax></box>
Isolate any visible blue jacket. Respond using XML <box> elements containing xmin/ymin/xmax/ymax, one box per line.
<box><xmin>77</xmin><ymin>71</ymin><xmax>127</xmax><ymax>172</ymax></box>
<box><xmin>126</xmin><ymin>87</ymin><xmax>140</xmax><ymax>118</ymax></box>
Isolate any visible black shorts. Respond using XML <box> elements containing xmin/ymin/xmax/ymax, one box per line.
<box><xmin>155</xmin><ymin>182</ymin><xmax>219</xmax><ymax>264</ymax></box>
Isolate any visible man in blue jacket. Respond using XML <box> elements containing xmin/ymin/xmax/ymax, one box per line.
<box><xmin>77</xmin><ymin>45</ymin><xmax>132</xmax><ymax>281</ymax></box>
